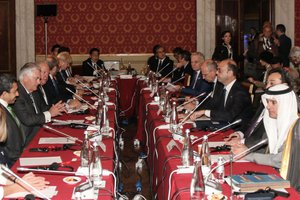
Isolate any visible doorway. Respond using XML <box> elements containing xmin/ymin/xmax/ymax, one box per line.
<box><xmin>215</xmin><ymin>0</ymin><xmax>274</xmax><ymax>77</ymax></box>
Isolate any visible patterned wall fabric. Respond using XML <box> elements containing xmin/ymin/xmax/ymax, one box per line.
<box><xmin>35</xmin><ymin>0</ymin><xmax>196</xmax><ymax>54</ymax></box>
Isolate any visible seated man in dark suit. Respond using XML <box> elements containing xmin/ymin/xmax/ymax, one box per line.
<box><xmin>82</xmin><ymin>48</ymin><xmax>106</xmax><ymax>76</ymax></box>
<box><xmin>173</xmin><ymin>52</ymin><xmax>213</xmax><ymax>97</ymax></box>
<box><xmin>0</xmin><ymin>74</ymin><xmax>26</xmax><ymax>167</ymax></box>
<box><xmin>190</xmin><ymin>59</ymin><xmax>253</xmax><ymax>131</ymax></box>
<box><xmin>171</xmin><ymin>50</ymin><xmax>194</xmax><ymax>85</ymax></box>
<box><xmin>13</xmin><ymin>62</ymin><xmax>66</xmax><ymax>145</ymax></box>
<box><xmin>147</xmin><ymin>44</ymin><xmax>174</xmax><ymax>78</ymax></box>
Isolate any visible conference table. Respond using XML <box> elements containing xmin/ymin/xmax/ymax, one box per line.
<box><xmin>136</xmin><ymin>78</ymin><xmax>300</xmax><ymax>200</ymax></box>
<box><xmin>9</xmin><ymin>81</ymin><xmax>119</xmax><ymax>200</ymax></box>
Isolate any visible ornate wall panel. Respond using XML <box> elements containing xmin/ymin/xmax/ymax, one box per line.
<box><xmin>35</xmin><ymin>0</ymin><xmax>196</xmax><ymax>54</ymax></box>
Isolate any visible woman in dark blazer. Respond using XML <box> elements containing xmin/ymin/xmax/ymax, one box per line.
<box><xmin>212</xmin><ymin>30</ymin><xmax>241</xmax><ymax>63</ymax></box>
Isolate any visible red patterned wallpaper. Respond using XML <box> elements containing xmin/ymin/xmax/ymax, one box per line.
<box><xmin>35</xmin><ymin>0</ymin><xmax>196</xmax><ymax>54</ymax></box>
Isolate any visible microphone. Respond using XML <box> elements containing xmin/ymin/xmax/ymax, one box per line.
<box><xmin>170</xmin><ymin>76</ymin><xmax>185</xmax><ymax>85</ymax></box>
<box><xmin>191</xmin><ymin>119</ymin><xmax>243</xmax><ymax>145</ymax></box>
<box><xmin>156</xmin><ymin>62</ymin><xmax>170</xmax><ymax>77</ymax></box>
<box><xmin>159</xmin><ymin>67</ymin><xmax>177</xmax><ymax>82</ymax></box>
<box><xmin>177</xmin><ymin>92</ymin><xmax>213</xmax><ymax>127</ymax></box>
<box><xmin>177</xmin><ymin>92</ymin><xmax>207</xmax><ymax>109</ymax></box>
<box><xmin>51</xmin><ymin>119</ymin><xmax>98</xmax><ymax>128</ymax></box>
<box><xmin>205</xmin><ymin>138</ymin><xmax>268</xmax><ymax>183</ymax></box>
<box><xmin>0</xmin><ymin>165</ymin><xmax>50</xmax><ymax>200</ymax></box>
<box><xmin>65</xmin><ymin>87</ymin><xmax>96</xmax><ymax>110</ymax></box>
<box><xmin>87</xmin><ymin>62</ymin><xmax>102</xmax><ymax>77</ymax></box>
<box><xmin>17</xmin><ymin>167</ymin><xmax>77</xmax><ymax>176</ymax></box>
<box><xmin>75</xmin><ymin>78</ymin><xmax>100</xmax><ymax>98</ymax></box>
<box><xmin>43</xmin><ymin>124</ymin><xmax>83</xmax><ymax>144</ymax></box>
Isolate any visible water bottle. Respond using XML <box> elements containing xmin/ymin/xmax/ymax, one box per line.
<box><xmin>181</xmin><ymin>129</ymin><xmax>193</xmax><ymax>167</ymax></box>
<box><xmin>90</xmin><ymin>142</ymin><xmax>102</xmax><ymax>188</ymax></box>
<box><xmin>201</xmin><ymin>135</ymin><xmax>211</xmax><ymax>178</ymax></box>
<box><xmin>169</xmin><ymin>102</ymin><xmax>178</xmax><ymax>133</ymax></box>
<box><xmin>190</xmin><ymin>160</ymin><xmax>205</xmax><ymax>200</ymax></box>
<box><xmin>80</xmin><ymin>131</ymin><xmax>90</xmax><ymax>167</ymax></box>
<box><xmin>216</xmin><ymin>157</ymin><xmax>225</xmax><ymax>183</ymax></box>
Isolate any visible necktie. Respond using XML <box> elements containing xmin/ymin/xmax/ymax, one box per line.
<box><xmin>221</xmin><ymin>88</ymin><xmax>227</xmax><ymax>107</ymax></box>
<box><xmin>7</xmin><ymin>105</ymin><xmax>21</xmax><ymax>127</ymax></box>
<box><xmin>39</xmin><ymin>86</ymin><xmax>48</xmax><ymax>105</ymax></box>
<box><xmin>156</xmin><ymin>60</ymin><xmax>161</xmax><ymax>73</ymax></box>
<box><xmin>29</xmin><ymin>93</ymin><xmax>39</xmax><ymax>114</ymax></box>
<box><xmin>52</xmin><ymin>78</ymin><xmax>59</xmax><ymax>95</ymax></box>
<box><xmin>60</xmin><ymin>71</ymin><xmax>66</xmax><ymax>82</ymax></box>
<box><xmin>192</xmin><ymin>72</ymin><xmax>199</xmax><ymax>89</ymax></box>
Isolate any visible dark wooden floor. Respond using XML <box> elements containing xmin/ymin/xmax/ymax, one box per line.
<box><xmin>118</xmin><ymin>118</ymin><xmax>151</xmax><ymax>199</ymax></box>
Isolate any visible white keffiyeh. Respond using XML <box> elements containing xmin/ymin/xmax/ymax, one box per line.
<box><xmin>261</xmin><ymin>84</ymin><xmax>298</xmax><ymax>154</ymax></box>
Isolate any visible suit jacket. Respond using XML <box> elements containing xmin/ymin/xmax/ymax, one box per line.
<box><xmin>171</xmin><ymin>62</ymin><xmax>193</xmax><ymax>84</ymax></box>
<box><xmin>0</xmin><ymin>104</ymin><xmax>26</xmax><ymax>166</ymax></box>
<box><xmin>43</xmin><ymin>76</ymin><xmax>72</xmax><ymax>104</ymax></box>
<box><xmin>210</xmin><ymin>81</ymin><xmax>253</xmax><ymax>127</ymax></box>
<box><xmin>147</xmin><ymin>56</ymin><xmax>174</xmax><ymax>77</ymax></box>
<box><xmin>278</xmin><ymin>34</ymin><xmax>292</xmax><ymax>67</ymax></box>
<box><xmin>82</xmin><ymin>58</ymin><xmax>106</xmax><ymax>76</ymax></box>
<box><xmin>212</xmin><ymin>43</ymin><xmax>242</xmax><ymax>63</ymax></box>
<box><xmin>181</xmin><ymin>71</ymin><xmax>213</xmax><ymax>97</ymax></box>
<box><xmin>199</xmin><ymin>81</ymin><xmax>224</xmax><ymax>110</ymax></box>
<box><xmin>12</xmin><ymin>83</ymin><xmax>48</xmax><ymax>145</ymax></box>
<box><xmin>56</xmin><ymin>71</ymin><xmax>76</xmax><ymax>100</ymax></box>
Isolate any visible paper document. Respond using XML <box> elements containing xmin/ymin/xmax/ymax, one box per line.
<box><xmin>39</xmin><ymin>137</ymin><xmax>76</xmax><ymax>144</ymax></box>
<box><xmin>165</xmin><ymin>83</ymin><xmax>177</xmax><ymax>92</ymax></box>
<box><xmin>19</xmin><ymin>156</ymin><xmax>62</xmax><ymax>166</ymax></box>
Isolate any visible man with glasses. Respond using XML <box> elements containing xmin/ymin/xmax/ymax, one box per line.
<box><xmin>13</xmin><ymin>62</ymin><xmax>66</xmax><ymax>145</ymax></box>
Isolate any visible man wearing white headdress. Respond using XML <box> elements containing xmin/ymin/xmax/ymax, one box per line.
<box><xmin>232</xmin><ymin>84</ymin><xmax>298</xmax><ymax>168</ymax></box>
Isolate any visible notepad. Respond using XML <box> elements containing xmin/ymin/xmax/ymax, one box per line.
<box><xmin>19</xmin><ymin>156</ymin><xmax>62</xmax><ymax>166</ymax></box>
<box><xmin>38</xmin><ymin>137</ymin><xmax>76</xmax><ymax>144</ymax></box>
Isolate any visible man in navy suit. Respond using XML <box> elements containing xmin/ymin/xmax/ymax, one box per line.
<box><xmin>82</xmin><ymin>48</ymin><xmax>106</xmax><ymax>76</ymax></box>
<box><xmin>173</xmin><ymin>52</ymin><xmax>213</xmax><ymax>97</ymax></box>
<box><xmin>0</xmin><ymin>74</ymin><xmax>25</xmax><ymax>166</ymax></box>
<box><xmin>190</xmin><ymin>59</ymin><xmax>253</xmax><ymax>131</ymax></box>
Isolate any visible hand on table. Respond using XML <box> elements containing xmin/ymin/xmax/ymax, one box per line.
<box><xmin>224</xmin><ymin>132</ymin><xmax>242</xmax><ymax>146</ymax></box>
<box><xmin>190</xmin><ymin>110</ymin><xmax>205</xmax><ymax>121</ymax></box>
<box><xmin>18</xmin><ymin>172</ymin><xmax>50</xmax><ymax>191</ymax></box>
<box><xmin>68</xmin><ymin>99</ymin><xmax>82</xmax><ymax>109</ymax></box>
<box><xmin>184</xmin><ymin>101</ymin><xmax>196</xmax><ymax>111</ymax></box>
<box><xmin>49</xmin><ymin>101</ymin><xmax>66</xmax><ymax>117</ymax></box>
<box><xmin>231</xmin><ymin>143</ymin><xmax>248</xmax><ymax>156</ymax></box>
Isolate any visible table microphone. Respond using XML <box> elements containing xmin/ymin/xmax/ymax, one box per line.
<box><xmin>159</xmin><ymin>67</ymin><xmax>177</xmax><ymax>82</ymax></box>
<box><xmin>43</xmin><ymin>124</ymin><xmax>83</xmax><ymax>144</ymax></box>
<box><xmin>17</xmin><ymin>167</ymin><xmax>77</xmax><ymax>176</ymax></box>
<box><xmin>87</xmin><ymin>62</ymin><xmax>102</xmax><ymax>77</ymax></box>
<box><xmin>0</xmin><ymin>165</ymin><xmax>50</xmax><ymax>200</ymax></box>
<box><xmin>177</xmin><ymin>92</ymin><xmax>207</xmax><ymax>109</ymax></box>
<box><xmin>191</xmin><ymin>119</ymin><xmax>242</xmax><ymax>145</ymax></box>
<box><xmin>52</xmin><ymin>119</ymin><xmax>98</xmax><ymax>128</ymax></box>
<box><xmin>66</xmin><ymin>88</ymin><xmax>96</xmax><ymax>110</ymax></box>
<box><xmin>75</xmin><ymin>78</ymin><xmax>100</xmax><ymax>98</ymax></box>
<box><xmin>156</xmin><ymin>62</ymin><xmax>170</xmax><ymax>77</ymax></box>
<box><xmin>177</xmin><ymin>92</ymin><xmax>213</xmax><ymax>127</ymax></box>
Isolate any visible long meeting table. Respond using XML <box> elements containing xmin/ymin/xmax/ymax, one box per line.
<box><xmin>8</xmin><ymin>80</ymin><xmax>119</xmax><ymax>200</ymax></box>
<box><xmin>136</xmin><ymin>78</ymin><xmax>300</xmax><ymax>200</ymax></box>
